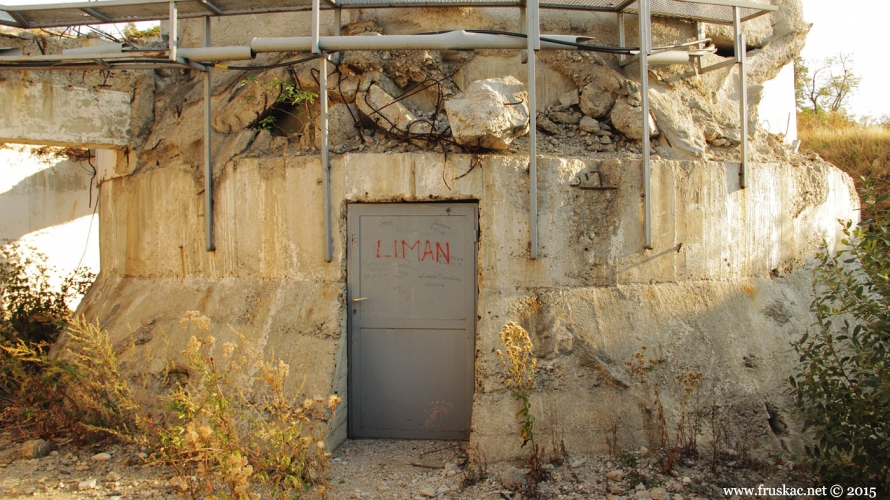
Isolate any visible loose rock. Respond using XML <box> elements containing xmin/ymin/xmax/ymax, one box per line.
<box><xmin>579</xmin><ymin>67</ymin><xmax>624</xmax><ymax>118</ymax></box>
<box><xmin>444</xmin><ymin>76</ymin><xmax>529</xmax><ymax>150</ymax></box>
<box><xmin>499</xmin><ymin>466</ymin><xmax>527</xmax><ymax>491</ymax></box>
<box><xmin>579</xmin><ymin>116</ymin><xmax>600</xmax><ymax>133</ymax></box>
<box><xmin>20</xmin><ymin>440</ymin><xmax>50</xmax><ymax>460</ymax></box>
<box><xmin>610</xmin><ymin>96</ymin><xmax>658</xmax><ymax>140</ymax></box>
<box><xmin>537</xmin><ymin>116</ymin><xmax>561</xmax><ymax>135</ymax></box>
<box><xmin>77</xmin><ymin>478</ymin><xmax>97</xmax><ymax>491</ymax></box>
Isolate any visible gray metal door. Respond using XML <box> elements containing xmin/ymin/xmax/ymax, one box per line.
<box><xmin>347</xmin><ymin>203</ymin><xmax>477</xmax><ymax>439</ymax></box>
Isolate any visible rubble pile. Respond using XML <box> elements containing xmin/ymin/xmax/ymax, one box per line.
<box><xmin>133</xmin><ymin>0</ymin><xmax>808</xmax><ymax>176</ymax></box>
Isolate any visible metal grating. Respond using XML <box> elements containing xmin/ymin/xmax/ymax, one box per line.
<box><xmin>0</xmin><ymin>9</ymin><xmax>18</xmax><ymax>25</ymax></box>
<box><xmin>0</xmin><ymin>0</ymin><xmax>774</xmax><ymax>29</ymax></box>
<box><xmin>541</xmin><ymin>0</ymin><xmax>631</xmax><ymax>9</ymax></box>
<box><xmin>340</xmin><ymin>0</ymin><xmax>517</xmax><ymax>5</ymax></box>
<box><xmin>211</xmin><ymin>0</ymin><xmax>314</xmax><ymax>14</ymax></box>
<box><xmin>623</xmin><ymin>0</ymin><xmax>767</xmax><ymax>24</ymax></box>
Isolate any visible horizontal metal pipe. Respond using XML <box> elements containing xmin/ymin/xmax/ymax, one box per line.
<box><xmin>178</xmin><ymin>45</ymin><xmax>255</xmax><ymax>61</ymax></box>
<box><xmin>0</xmin><ymin>51</ymin><xmax>167</xmax><ymax>62</ymax></box>
<box><xmin>252</xmin><ymin>30</ymin><xmax>576</xmax><ymax>53</ymax></box>
<box><xmin>621</xmin><ymin>49</ymin><xmax>689</xmax><ymax>67</ymax></box>
<box><xmin>63</xmin><ymin>43</ymin><xmax>124</xmax><ymax>55</ymax></box>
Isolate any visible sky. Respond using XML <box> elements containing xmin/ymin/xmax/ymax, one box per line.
<box><xmin>799</xmin><ymin>0</ymin><xmax>890</xmax><ymax>120</ymax></box>
<box><xmin>3</xmin><ymin>0</ymin><xmax>888</xmax><ymax>118</ymax></box>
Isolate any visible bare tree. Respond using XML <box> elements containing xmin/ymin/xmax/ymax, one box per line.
<box><xmin>796</xmin><ymin>53</ymin><xmax>861</xmax><ymax>115</ymax></box>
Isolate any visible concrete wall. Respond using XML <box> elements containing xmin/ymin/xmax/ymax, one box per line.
<box><xmin>0</xmin><ymin>144</ymin><xmax>100</xmax><ymax>300</ymax></box>
<box><xmin>0</xmin><ymin>70</ymin><xmax>155</xmax><ymax>149</ymax></box>
<box><xmin>81</xmin><ymin>151</ymin><xmax>857</xmax><ymax>458</ymax></box>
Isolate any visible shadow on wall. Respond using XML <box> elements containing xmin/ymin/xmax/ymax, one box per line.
<box><xmin>0</xmin><ymin>157</ymin><xmax>98</xmax><ymax>243</ymax></box>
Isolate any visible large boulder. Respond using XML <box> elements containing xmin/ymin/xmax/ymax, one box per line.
<box><xmin>579</xmin><ymin>67</ymin><xmax>625</xmax><ymax>118</ymax></box>
<box><xmin>610</xmin><ymin>96</ymin><xmax>658</xmax><ymax>140</ymax></box>
<box><xmin>444</xmin><ymin>76</ymin><xmax>529</xmax><ymax>150</ymax></box>
<box><xmin>649</xmin><ymin>88</ymin><xmax>705</xmax><ymax>157</ymax></box>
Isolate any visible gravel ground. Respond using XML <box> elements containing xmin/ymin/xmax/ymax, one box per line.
<box><xmin>0</xmin><ymin>435</ymin><xmax>814</xmax><ymax>499</ymax></box>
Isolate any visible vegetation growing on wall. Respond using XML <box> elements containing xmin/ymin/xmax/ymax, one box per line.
<box><xmin>239</xmin><ymin>75</ymin><xmax>319</xmax><ymax>135</ymax></box>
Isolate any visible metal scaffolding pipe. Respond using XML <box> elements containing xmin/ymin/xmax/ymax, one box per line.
<box><xmin>316</xmin><ymin>0</ymin><xmax>333</xmax><ymax>263</ymax></box>
<box><xmin>168</xmin><ymin>0</ymin><xmax>177</xmax><ymax>61</ymax></box>
<box><xmin>733</xmin><ymin>6</ymin><xmax>749</xmax><ymax>189</ymax></box>
<box><xmin>63</xmin><ymin>43</ymin><xmax>124</xmax><ymax>55</ymax></box>
<box><xmin>528</xmin><ymin>0</ymin><xmax>539</xmax><ymax>260</ymax></box>
<box><xmin>321</xmin><ymin>55</ymin><xmax>332</xmax><ymax>262</ymax></box>
<box><xmin>617</xmin><ymin>12</ymin><xmax>625</xmax><ymax>64</ymax></box>
<box><xmin>203</xmin><ymin>16</ymin><xmax>215</xmax><ymax>252</ymax></box>
<box><xmin>251</xmin><ymin>31</ymin><xmax>578</xmax><ymax>54</ymax></box>
<box><xmin>312</xmin><ymin>0</ymin><xmax>321</xmax><ymax>54</ymax></box>
<box><xmin>639</xmin><ymin>0</ymin><xmax>652</xmax><ymax>249</ymax></box>
<box><xmin>179</xmin><ymin>45</ymin><xmax>255</xmax><ymax>61</ymax></box>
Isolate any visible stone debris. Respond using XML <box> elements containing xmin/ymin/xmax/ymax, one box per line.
<box><xmin>319</xmin><ymin>102</ymin><xmax>361</xmax><ymax>148</ymax></box>
<box><xmin>213</xmin><ymin>68</ymin><xmax>290</xmax><ymax>134</ymax></box>
<box><xmin>445</xmin><ymin>76</ymin><xmax>530</xmax><ymax>150</ymax></box>
<box><xmin>91</xmin><ymin>452</ymin><xmax>112</xmax><ymax>461</ymax></box>
<box><xmin>356</xmin><ymin>79</ymin><xmax>433</xmax><ymax>141</ymax></box>
<box><xmin>648</xmin><ymin>88</ymin><xmax>706</xmax><ymax>158</ymax></box>
<box><xmin>0</xmin><ymin>437</ymin><xmax>820</xmax><ymax>500</ymax></box>
<box><xmin>550</xmin><ymin>108</ymin><xmax>583</xmax><ymax>125</ymax></box>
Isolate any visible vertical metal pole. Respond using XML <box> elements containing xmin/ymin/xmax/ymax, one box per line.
<box><xmin>334</xmin><ymin>7</ymin><xmax>342</xmax><ymax>36</ymax></box>
<box><xmin>332</xmin><ymin>7</ymin><xmax>342</xmax><ymax>63</ymax></box>
<box><xmin>311</xmin><ymin>0</ymin><xmax>321</xmax><ymax>55</ymax></box>
<box><xmin>527</xmin><ymin>0</ymin><xmax>539</xmax><ymax>259</ymax></box>
<box><xmin>733</xmin><ymin>6</ymin><xmax>749</xmax><ymax>189</ymax></box>
<box><xmin>203</xmin><ymin>16</ymin><xmax>214</xmax><ymax>251</ymax></box>
<box><xmin>617</xmin><ymin>12</ymin><xmax>625</xmax><ymax>64</ymax></box>
<box><xmin>519</xmin><ymin>4</ymin><xmax>528</xmax><ymax>64</ymax></box>
<box><xmin>315</xmin><ymin>0</ymin><xmax>332</xmax><ymax>262</ymax></box>
<box><xmin>639</xmin><ymin>0</ymin><xmax>652</xmax><ymax>249</ymax></box>
<box><xmin>321</xmin><ymin>56</ymin><xmax>332</xmax><ymax>262</ymax></box>
<box><xmin>168</xmin><ymin>0</ymin><xmax>177</xmax><ymax>61</ymax></box>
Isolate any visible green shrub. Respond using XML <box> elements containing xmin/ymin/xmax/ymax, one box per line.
<box><xmin>790</xmin><ymin>179</ymin><xmax>890</xmax><ymax>488</ymax></box>
<box><xmin>0</xmin><ymin>243</ymin><xmax>94</xmax><ymax>345</ymax></box>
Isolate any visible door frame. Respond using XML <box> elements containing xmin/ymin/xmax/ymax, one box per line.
<box><xmin>345</xmin><ymin>201</ymin><xmax>478</xmax><ymax>439</ymax></box>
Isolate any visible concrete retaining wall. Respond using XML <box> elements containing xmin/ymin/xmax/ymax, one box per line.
<box><xmin>82</xmin><ymin>151</ymin><xmax>857</xmax><ymax>458</ymax></box>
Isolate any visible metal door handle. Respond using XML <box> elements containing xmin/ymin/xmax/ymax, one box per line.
<box><xmin>352</xmin><ymin>297</ymin><xmax>368</xmax><ymax>302</ymax></box>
